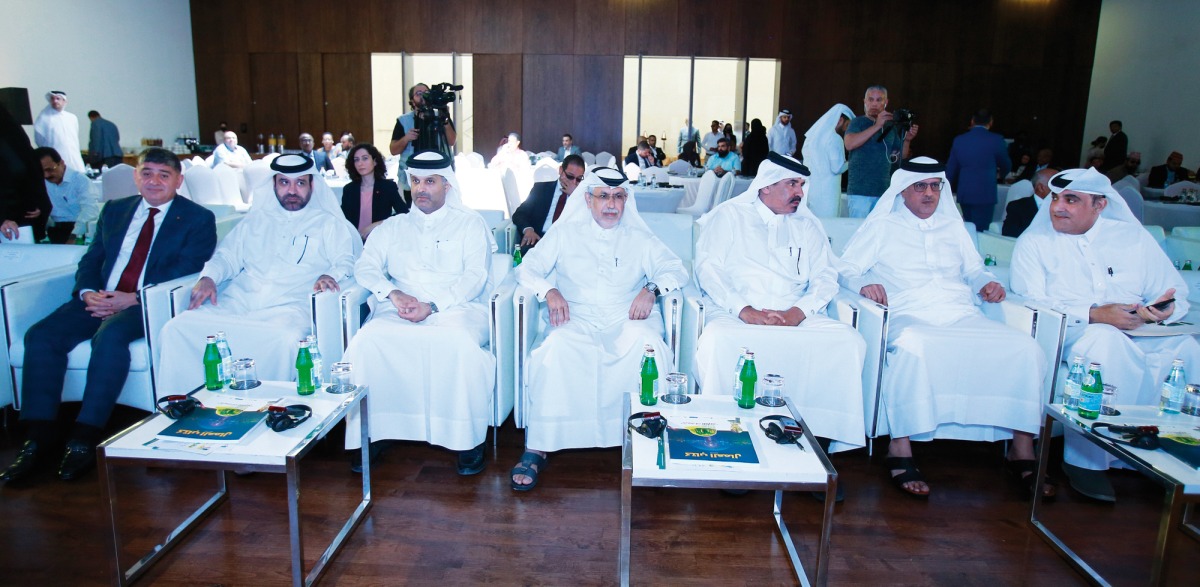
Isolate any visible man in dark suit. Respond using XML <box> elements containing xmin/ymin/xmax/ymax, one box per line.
<box><xmin>1148</xmin><ymin>151</ymin><xmax>1191</xmax><ymax>189</ymax></box>
<box><xmin>946</xmin><ymin>109</ymin><xmax>1011</xmax><ymax>231</ymax></box>
<box><xmin>1103</xmin><ymin>120</ymin><xmax>1128</xmax><ymax>172</ymax></box>
<box><xmin>646</xmin><ymin>135</ymin><xmax>667</xmax><ymax>163</ymax></box>
<box><xmin>511</xmin><ymin>154</ymin><xmax>585</xmax><ymax>254</ymax></box>
<box><xmin>1</xmin><ymin>148</ymin><xmax>217</xmax><ymax>484</ymax></box>
<box><xmin>1002</xmin><ymin>167</ymin><xmax>1057</xmax><ymax>237</ymax></box>
<box><xmin>624</xmin><ymin>141</ymin><xmax>660</xmax><ymax>169</ymax></box>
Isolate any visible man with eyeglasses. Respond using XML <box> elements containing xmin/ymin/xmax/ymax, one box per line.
<box><xmin>157</xmin><ymin>153</ymin><xmax>360</xmax><ymax>393</ymax></box>
<box><xmin>511</xmin><ymin>154</ymin><xmax>586</xmax><ymax>254</ymax></box>
<box><xmin>693</xmin><ymin>153</ymin><xmax>867</xmax><ymax>499</ymax></box>
<box><xmin>1104</xmin><ymin>150</ymin><xmax>1141</xmax><ymax>184</ymax></box>
<box><xmin>1011</xmin><ymin>168</ymin><xmax>1198</xmax><ymax>502</ymax></box>
<box><xmin>511</xmin><ymin>167</ymin><xmax>687</xmax><ymax>491</ymax></box>
<box><xmin>838</xmin><ymin>157</ymin><xmax>1049</xmax><ymax>500</ymax></box>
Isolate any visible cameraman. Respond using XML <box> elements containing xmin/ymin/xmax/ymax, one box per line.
<box><xmin>844</xmin><ymin>85</ymin><xmax>919</xmax><ymax>218</ymax></box>
<box><xmin>389</xmin><ymin>83</ymin><xmax>457</xmax><ymax>160</ymax></box>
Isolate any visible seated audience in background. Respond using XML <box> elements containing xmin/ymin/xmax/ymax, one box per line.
<box><xmin>1011</xmin><ymin>167</ymin><xmax>1199</xmax><ymax>502</ymax></box>
<box><xmin>625</xmin><ymin>135</ymin><xmax>647</xmax><ymax>160</ymax></box>
<box><xmin>740</xmin><ymin>119</ymin><xmax>768</xmax><ymax>176</ymax></box>
<box><xmin>1033</xmin><ymin>148</ymin><xmax>1054</xmax><ymax>174</ymax></box>
<box><xmin>646</xmin><ymin>135</ymin><xmax>667</xmax><ymax>163</ymax></box>
<box><xmin>1148</xmin><ymin>151</ymin><xmax>1190</xmax><ymax>188</ymax></box>
<box><xmin>1004</xmin><ymin>152</ymin><xmax>1033</xmax><ymax>184</ymax></box>
<box><xmin>341</xmin><ymin>143</ymin><xmax>409</xmax><ymax>241</ymax></box>
<box><xmin>212</xmin><ymin>131</ymin><xmax>252</xmax><ymax>169</ymax></box>
<box><xmin>343</xmin><ymin>151</ymin><xmax>498</xmax><ymax>476</ymax></box>
<box><xmin>1105</xmin><ymin>151</ymin><xmax>1141</xmax><ymax>184</ymax></box>
<box><xmin>35</xmin><ymin>146</ymin><xmax>93</xmax><ymax>243</ymax></box>
<box><xmin>1085</xmin><ymin>136</ymin><xmax>1107</xmax><ymax>166</ymax></box>
<box><xmin>837</xmin><ymin>157</ymin><xmax>1050</xmax><ymax>500</ymax></box>
<box><xmin>158</xmin><ymin>154</ymin><xmax>360</xmax><ymax>392</ymax></box>
<box><xmin>335</xmin><ymin>133</ymin><xmax>356</xmax><ymax>158</ymax></box>
<box><xmin>490</xmin><ymin>132</ymin><xmax>531</xmax><ymax>171</ymax></box>
<box><xmin>555</xmin><ymin>133</ymin><xmax>580</xmax><ymax>162</ymax></box>
<box><xmin>0</xmin><ymin>148</ymin><xmax>216</xmax><ymax>484</ymax></box>
<box><xmin>511</xmin><ymin>154</ymin><xmax>585</xmax><ymax>254</ymax></box>
<box><xmin>693</xmin><ymin>153</ymin><xmax>866</xmax><ymax>472</ymax></box>
<box><xmin>1002</xmin><ymin>167</ymin><xmax>1057</xmax><ymax>238</ymax></box>
<box><xmin>511</xmin><ymin>168</ymin><xmax>686</xmax><ymax>491</ymax></box>
<box><xmin>704</xmin><ymin>138</ymin><xmax>740</xmax><ymax>177</ymax></box>
<box><xmin>678</xmin><ymin>141</ymin><xmax>702</xmax><ymax>168</ymax></box>
<box><xmin>299</xmin><ymin>133</ymin><xmax>330</xmax><ymax>173</ymax></box>
<box><xmin>86</xmin><ymin>110</ymin><xmax>122</xmax><ymax>169</ymax></box>
<box><xmin>624</xmin><ymin>140</ymin><xmax>660</xmax><ymax>169</ymax></box>
<box><xmin>1087</xmin><ymin>154</ymin><xmax>1105</xmax><ymax>170</ymax></box>
<box><xmin>315</xmin><ymin>132</ymin><xmax>337</xmax><ymax>172</ymax></box>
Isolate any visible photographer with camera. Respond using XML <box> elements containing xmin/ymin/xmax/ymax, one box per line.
<box><xmin>389</xmin><ymin>82</ymin><xmax>458</xmax><ymax>161</ymax></box>
<box><xmin>844</xmin><ymin>85</ymin><xmax>919</xmax><ymax>218</ymax></box>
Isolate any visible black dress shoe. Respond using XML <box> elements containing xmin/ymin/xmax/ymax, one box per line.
<box><xmin>58</xmin><ymin>441</ymin><xmax>96</xmax><ymax>481</ymax></box>
<box><xmin>1</xmin><ymin>440</ymin><xmax>43</xmax><ymax>483</ymax></box>
<box><xmin>456</xmin><ymin>442</ymin><xmax>486</xmax><ymax>476</ymax></box>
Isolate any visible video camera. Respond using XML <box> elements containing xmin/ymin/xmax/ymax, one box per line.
<box><xmin>412</xmin><ymin>82</ymin><xmax>463</xmax><ymax>157</ymax></box>
<box><xmin>878</xmin><ymin>108</ymin><xmax>916</xmax><ymax>143</ymax></box>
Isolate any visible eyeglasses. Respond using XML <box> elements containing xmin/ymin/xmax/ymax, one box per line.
<box><xmin>562</xmin><ymin>172</ymin><xmax>582</xmax><ymax>182</ymax></box>
<box><xmin>911</xmin><ymin>180</ymin><xmax>945</xmax><ymax>193</ymax></box>
<box><xmin>591</xmin><ymin>192</ymin><xmax>628</xmax><ymax>203</ymax></box>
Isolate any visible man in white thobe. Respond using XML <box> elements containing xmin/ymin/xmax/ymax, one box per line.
<box><xmin>158</xmin><ymin>153</ymin><xmax>360</xmax><ymax>393</ymax></box>
<box><xmin>1011</xmin><ymin>167</ymin><xmax>1200</xmax><ymax>502</ymax></box>
<box><xmin>211</xmin><ymin>131</ymin><xmax>252</xmax><ymax>169</ymax></box>
<box><xmin>838</xmin><ymin>157</ymin><xmax>1049</xmax><ymax>499</ymax></box>
<box><xmin>694</xmin><ymin>152</ymin><xmax>866</xmax><ymax>460</ymax></box>
<box><xmin>33</xmin><ymin>91</ymin><xmax>85</xmax><ymax>173</ymax></box>
<box><xmin>342</xmin><ymin>151</ymin><xmax>498</xmax><ymax>475</ymax></box>
<box><xmin>767</xmin><ymin>109</ymin><xmax>798</xmax><ymax>158</ymax></box>
<box><xmin>511</xmin><ymin>167</ymin><xmax>688</xmax><ymax>491</ymax></box>
<box><xmin>801</xmin><ymin>104</ymin><xmax>854</xmax><ymax>218</ymax></box>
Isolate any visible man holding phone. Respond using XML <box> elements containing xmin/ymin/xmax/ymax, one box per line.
<box><xmin>1012</xmin><ymin>167</ymin><xmax>1200</xmax><ymax>502</ymax></box>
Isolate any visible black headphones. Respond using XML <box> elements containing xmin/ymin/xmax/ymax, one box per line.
<box><xmin>1091</xmin><ymin>423</ymin><xmax>1160</xmax><ymax>450</ymax></box>
<box><xmin>157</xmin><ymin>395</ymin><xmax>203</xmax><ymax>419</ymax></box>
<box><xmin>266</xmin><ymin>404</ymin><xmax>313</xmax><ymax>432</ymax></box>
<box><xmin>759</xmin><ymin>415</ymin><xmax>803</xmax><ymax>445</ymax></box>
<box><xmin>628</xmin><ymin>411</ymin><xmax>667</xmax><ymax>439</ymax></box>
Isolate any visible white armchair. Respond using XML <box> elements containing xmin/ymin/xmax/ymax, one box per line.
<box><xmin>101</xmin><ymin>164</ymin><xmax>137</xmax><ymax>202</ymax></box>
<box><xmin>675</xmin><ymin>170</ymin><xmax>720</xmax><ymax>218</ymax></box>
<box><xmin>4</xmin><ymin>270</ymin><xmax>195</xmax><ymax>414</ymax></box>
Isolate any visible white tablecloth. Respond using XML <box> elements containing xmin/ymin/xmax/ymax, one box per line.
<box><xmin>669</xmin><ymin>175</ymin><xmax>753</xmax><ymax>208</ymax></box>
<box><xmin>328</xmin><ymin>178</ymin><xmax>351</xmax><ymax>205</ymax></box>
<box><xmin>631</xmin><ymin>186</ymin><xmax>685</xmax><ymax>213</ymax></box>
<box><xmin>1144</xmin><ymin>201</ymin><xmax>1200</xmax><ymax>231</ymax></box>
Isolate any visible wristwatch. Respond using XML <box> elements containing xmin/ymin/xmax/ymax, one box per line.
<box><xmin>428</xmin><ymin>301</ymin><xmax>439</xmax><ymax>314</ymax></box>
<box><xmin>644</xmin><ymin>282</ymin><xmax>660</xmax><ymax>297</ymax></box>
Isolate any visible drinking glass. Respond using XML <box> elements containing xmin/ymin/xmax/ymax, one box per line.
<box><xmin>328</xmin><ymin>362</ymin><xmax>356</xmax><ymax>394</ymax></box>
<box><xmin>229</xmin><ymin>358</ymin><xmax>261</xmax><ymax>390</ymax></box>
<box><xmin>756</xmin><ymin>374</ymin><xmax>786</xmax><ymax>407</ymax></box>
<box><xmin>1101</xmin><ymin>383</ymin><xmax>1119</xmax><ymax>416</ymax></box>
<box><xmin>661</xmin><ymin>372</ymin><xmax>690</xmax><ymax>404</ymax></box>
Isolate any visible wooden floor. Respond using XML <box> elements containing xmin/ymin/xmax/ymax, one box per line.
<box><xmin>1</xmin><ymin>406</ymin><xmax>1197</xmax><ymax>587</ymax></box>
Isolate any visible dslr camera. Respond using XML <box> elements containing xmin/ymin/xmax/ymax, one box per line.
<box><xmin>879</xmin><ymin>108</ymin><xmax>916</xmax><ymax>142</ymax></box>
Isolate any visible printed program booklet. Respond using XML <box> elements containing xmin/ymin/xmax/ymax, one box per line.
<box><xmin>156</xmin><ymin>406</ymin><xmax>269</xmax><ymax>444</ymax></box>
<box><xmin>666</xmin><ymin>416</ymin><xmax>761</xmax><ymax>468</ymax></box>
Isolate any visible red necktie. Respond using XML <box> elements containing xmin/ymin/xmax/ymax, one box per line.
<box><xmin>115</xmin><ymin>208</ymin><xmax>159</xmax><ymax>293</ymax></box>
<box><xmin>551</xmin><ymin>192</ymin><xmax>569</xmax><ymax>222</ymax></box>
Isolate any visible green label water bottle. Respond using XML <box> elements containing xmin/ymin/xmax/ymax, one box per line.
<box><xmin>296</xmin><ymin>339</ymin><xmax>315</xmax><ymax>396</ymax></box>
<box><xmin>203</xmin><ymin>335</ymin><xmax>223</xmax><ymax>391</ymax></box>
<box><xmin>640</xmin><ymin>346</ymin><xmax>658</xmax><ymax>406</ymax></box>
<box><xmin>738</xmin><ymin>351</ymin><xmax>758</xmax><ymax>409</ymax></box>
<box><xmin>1077</xmin><ymin>362</ymin><xmax>1104</xmax><ymax>419</ymax></box>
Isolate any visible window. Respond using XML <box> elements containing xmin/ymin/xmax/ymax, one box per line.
<box><xmin>371</xmin><ymin>53</ymin><xmax>474</xmax><ymax>156</ymax></box>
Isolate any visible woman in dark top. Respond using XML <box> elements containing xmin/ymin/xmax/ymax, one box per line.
<box><xmin>341</xmin><ymin>143</ymin><xmax>408</xmax><ymax>240</ymax></box>
<box><xmin>679</xmin><ymin>140</ymin><xmax>702</xmax><ymax>168</ymax></box>
<box><xmin>740</xmin><ymin>118</ymin><xmax>769</xmax><ymax>177</ymax></box>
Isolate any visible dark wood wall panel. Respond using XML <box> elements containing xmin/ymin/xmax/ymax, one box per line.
<box><xmin>473</xmin><ymin>54</ymin><xmax>523</xmax><ymax>157</ymax></box>
<box><xmin>322</xmin><ymin>53</ymin><xmax>373</xmax><ymax>141</ymax></box>
<box><xmin>297</xmin><ymin>54</ymin><xmax>325</xmax><ymax>137</ymax></box>
<box><xmin>192</xmin><ymin>0</ymin><xmax>1103</xmax><ymax>164</ymax></box>
<box><xmin>250</xmin><ymin>54</ymin><xmax>300</xmax><ymax>142</ymax></box>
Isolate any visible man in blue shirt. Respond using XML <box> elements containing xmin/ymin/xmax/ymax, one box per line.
<box><xmin>35</xmin><ymin>147</ymin><xmax>93</xmax><ymax>243</ymax></box>
<box><xmin>86</xmin><ymin>111</ymin><xmax>122</xmax><ymax>168</ymax></box>
<box><xmin>844</xmin><ymin>85</ymin><xmax>919</xmax><ymax>217</ymax></box>
<box><xmin>704</xmin><ymin>138</ymin><xmax>741</xmax><ymax>177</ymax></box>
<box><xmin>389</xmin><ymin>83</ymin><xmax>457</xmax><ymax>162</ymax></box>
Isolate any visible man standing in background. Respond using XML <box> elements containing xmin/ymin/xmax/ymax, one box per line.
<box><xmin>34</xmin><ymin>91</ymin><xmax>85</xmax><ymax>173</ymax></box>
<box><xmin>946</xmin><ymin>109</ymin><xmax>1011</xmax><ymax>231</ymax></box>
<box><xmin>87</xmin><ymin>111</ymin><xmax>122</xmax><ymax>168</ymax></box>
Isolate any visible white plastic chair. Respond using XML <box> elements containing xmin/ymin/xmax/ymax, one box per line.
<box><xmin>712</xmin><ymin>172</ymin><xmax>737</xmax><ymax>206</ymax></box>
<box><xmin>535</xmin><ymin>151</ymin><xmax>555</xmax><ymax>160</ymax></box>
<box><xmin>532</xmin><ymin>166</ymin><xmax>558</xmax><ymax>183</ymax></box>
<box><xmin>623</xmin><ymin>162</ymin><xmax>641</xmax><ymax>183</ymax></box>
<box><xmin>1117</xmin><ymin>185</ymin><xmax>1145</xmax><ymax>222</ymax></box>
<box><xmin>1113</xmin><ymin>174</ymin><xmax>1140</xmax><ymax>195</ymax></box>
<box><xmin>241</xmin><ymin>159</ymin><xmax>273</xmax><ymax>204</ymax></box>
<box><xmin>499</xmin><ymin>168</ymin><xmax>522</xmax><ymax>218</ymax></box>
<box><xmin>595</xmin><ymin>152</ymin><xmax>616</xmax><ymax>168</ymax></box>
<box><xmin>468</xmin><ymin>152</ymin><xmax>486</xmax><ymax>168</ymax></box>
<box><xmin>675</xmin><ymin>170</ymin><xmax>720</xmax><ymax>218</ymax></box>
<box><xmin>1165</xmin><ymin>181</ymin><xmax>1200</xmax><ymax>200</ymax></box>
<box><xmin>182</xmin><ymin>164</ymin><xmax>222</xmax><ymax>205</ymax></box>
<box><xmin>331</xmin><ymin>157</ymin><xmax>347</xmax><ymax>178</ymax></box>
<box><xmin>817</xmin><ymin>217</ymin><xmax>865</xmax><ymax>256</ymax></box>
<box><xmin>995</xmin><ymin>179</ymin><xmax>1033</xmax><ymax>223</ymax></box>
<box><xmin>211</xmin><ymin>163</ymin><xmax>244</xmax><ymax>207</ymax></box>
<box><xmin>101</xmin><ymin>164</ymin><xmax>137</xmax><ymax>202</ymax></box>
<box><xmin>667</xmin><ymin>160</ymin><xmax>692</xmax><ymax>175</ymax></box>
<box><xmin>384</xmin><ymin>156</ymin><xmax>401</xmax><ymax>180</ymax></box>
<box><xmin>581</xmin><ymin>152</ymin><xmax>596</xmax><ymax>165</ymax></box>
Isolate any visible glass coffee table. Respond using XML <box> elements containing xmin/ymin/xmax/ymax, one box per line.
<box><xmin>98</xmin><ymin>382</ymin><xmax>370</xmax><ymax>586</ymax></box>
<box><xmin>620</xmin><ymin>392</ymin><xmax>837</xmax><ymax>586</ymax></box>
<box><xmin>1032</xmin><ymin>403</ymin><xmax>1200</xmax><ymax>584</ymax></box>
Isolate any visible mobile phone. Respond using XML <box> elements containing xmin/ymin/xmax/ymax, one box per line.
<box><xmin>1129</xmin><ymin>298</ymin><xmax>1175</xmax><ymax>314</ymax></box>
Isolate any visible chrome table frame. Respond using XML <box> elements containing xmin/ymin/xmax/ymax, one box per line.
<box><xmin>619</xmin><ymin>394</ymin><xmax>837</xmax><ymax>586</ymax></box>
<box><xmin>1031</xmin><ymin>405</ymin><xmax>1200</xmax><ymax>586</ymax></box>
<box><xmin>98</xmin><ymin>389</ymin><xmax>371</xmax><ymax>586</ymax></box>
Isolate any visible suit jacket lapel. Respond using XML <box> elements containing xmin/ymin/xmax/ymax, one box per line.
<box><xmin>144</xmin><ymin>198</ymin><xmax>186</xmax><ymax>283</ymax></box>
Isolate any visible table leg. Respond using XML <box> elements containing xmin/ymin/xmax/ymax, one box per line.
<box><xmin>287</xmin><ymin>457</ymin><xmax>305</xmax><ymax>587</ymax></box>
<box><xmin>619</xmin><ymin>464</ymin><xmax>632</xmax><ymax>586</ymax></box>
<box><xmin>1183</xmin><ymin>503</ymin><xmax>1200</xmax><ymax>542</ymax></box>
<box><xmin>773</xmin><ymin>488</ymin><xmax>827</xmax><ymax>587</ymax></box>
<box><xmin>1151</xmin><ymin>486</ymin><xmax>1186</xmax><ymax>585</ymax></box>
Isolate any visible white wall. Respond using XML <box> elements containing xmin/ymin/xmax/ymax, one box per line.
<box><xmin>1084</xmin><ymin>0</ymin><xmax>1200</xmax><ymax>170</ymax></box>
<box><xmin>0</xmin><ymin>0</ymin><xmax>196</xmax><ymax>153</ymax></box>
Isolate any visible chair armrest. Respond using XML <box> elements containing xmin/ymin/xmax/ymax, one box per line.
<box><xmin>986</xmin><ymin>294</ymin><xmax>1067</xmax><ymax>404</ymax></box>
<box><xmin>2</xmin><ymin>268</ymin><xmax>77</xmax><ymax>344</ymax></box>
<box><xmin>338</xmin><ymin>283</ymin><xmax>373</xmax><ymax>352</ymax></box>
<box><xmin>513</xmin><ymin>284</ymin><xmax>544</xmax><ymax>428</ymax></box>
<box><xmin>677</xmin><ymin>285</ymin><xmax>706</xmax><ymax>387</ymax></box>
<box><xmin>489</xmin><ymin>272</ymin><xmax>518</xmax><ymax>428</ymax></box>
<box><xmin>494</xmin><ymin>220</ymin><xmax>516</xmax><ymax>255</ymax></box>
<box><xmin>834</xmin><ymin>287</ymin><xmax>890</xmax><ymax>439</ymax></box>
<box><xmin>659</xmin><ymin>289</ymin><xmax>683</xmax><ymax>372</ymax></box>
<box><xmin>311</xmin><ymin>277</ymin><xmax>358</xmax><ymax>375</ymax></box>
<box><xmin>142</xmin><ymin>272</ymin><xmax>201</xmax><ymax>392</ymax></box>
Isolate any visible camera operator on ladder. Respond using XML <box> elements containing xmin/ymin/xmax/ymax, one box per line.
<box><xmin>844</xmin><ymin>85</ymin><xmax>919</xmax><ymax>218</ymax></box>
<box><xmin>390</xmin><ymin>82</ymin><xmax>459</xmax><ymax>162</ymax></box>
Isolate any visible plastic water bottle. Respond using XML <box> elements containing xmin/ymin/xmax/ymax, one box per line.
<box><xmin>731</xmin><ymin>347</ymin><xmax>748</xmax><ymax>399</ymax></box>
<box><xmin>296</xmin><ymin>339</ymin><xmax>315</xmax><ymax>396</ymax></box>
<box><xmin>203</xmin><ymin>336</ymin><xmax>223</xmax><ymax>391</ymax></box>
<box><xmin>215</xmin><ymin>331</ymin><xmax>233</xmax><ymax>385</ymax></box>
<box><xmin>1063</xmin><ymin>356</ymin><xmax>1086</xmax><ymax>410</ymax></box>
<box><xmin>1160</xmin><ymin>359</ymin><xmax>1187</xmax><ymax>414</ymax></box>
<box><xmin>307</xmin><ymin>334</ymin><xmax>323</xmax><ymax>389</ymax></box>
